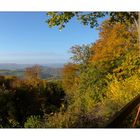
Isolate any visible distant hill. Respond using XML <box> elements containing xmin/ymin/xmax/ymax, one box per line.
<box><xmin>0</xmin><ymin>63</ymin><xmax>33</xmax><ymax>70</ymax></box>
<box><xmin>0</xmin><ymin>63</ymin><xmax>64</xmax><ymax>70</ymax></box>
<box><xmin>0</xmin><ymin>63</ymin><xmax>63</xmax><ymax>79</ymax></box>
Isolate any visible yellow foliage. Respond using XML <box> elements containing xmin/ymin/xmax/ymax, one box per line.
<box><xmin>61</xmin><ymin>63</ymin><xmax>79</xmax><ymax>96</ymax></box>
<box><xmin>106</xmin><ymin>75</ymin><xmax>140</xmax><ymax>112</ymax></box>
<box><xmin>90</xmin><ymin>20</ymin><xmax>138</xmax><ymax>63</ymax></box>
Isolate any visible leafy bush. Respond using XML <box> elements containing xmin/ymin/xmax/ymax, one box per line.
<box><xmin>0</xmin><ymin>88</ymin><xmax>18</xmax><ymax>128</ymax></box>
<box><xmin>24</xmin><ymin>115</ymin><xmax>42</xmax><ymax>128</ymax></box>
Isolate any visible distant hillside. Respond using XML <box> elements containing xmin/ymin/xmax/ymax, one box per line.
<box><xmin>0</xmin><ymin>63</ymin><xmax>64</xmax><ymax>70</ymax></box>
<box><xmin>40</xmin><ymin>66</ymin><xmax>62</xmax><ymax>79</ymax></box>
<box><xmin>0</xmin><ymin>63</ymin><xmax>31</xmax><ymax>70</ymax></box>
<box><xmin>0</xmin><ymin>63</ymin><xmax>63</xmax><ymax>79</ymax></box>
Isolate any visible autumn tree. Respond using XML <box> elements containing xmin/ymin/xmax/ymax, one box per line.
<box><xmin>61</xmin><ymin>44</ymin><xmax>92</xmax><ymax>95</ymax></box>
<box><xmin>109</xmin><ymin>12</ymin><xmax>140</xmax><ymax>54</ymax></box>
<box><xmin>46</xmin><ymin>12</ymin><xmax>140</xmax><ymax>55</ymax></box>
<box><xmin>70</xmin><ymin>44</ymin><xmax>91</xmax><ymax>65</ymax></box>
<box><xmin>90</xmin><ymin>20</ymin><xmax>138</xmax><ymax>63</ymax></box>
<box><xmin>24</xmin><ymin>65</ymin><xmax>41</xmax><ymax>80</ymax></box>
<box><xmin>0</xmin><ymin>89</ymin><xmax>17</xmax><ymax>128</ymax></box>
<box><xmin>61</xmin><ymin>63</ymin><xmax>79</xmax><ymax>96</ymax></box>
<box><xmin>37</xmin><ymin>12</ymin><xmax>140</xmax><ymax>128</ymax></box>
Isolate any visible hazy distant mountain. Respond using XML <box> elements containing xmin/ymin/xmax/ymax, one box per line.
<box><xmin>0</xmin><ymin>63</ymin><xmax>64</xmax><ymax>70</ymax></box>
<box><xmin>0</xmin><ymin>63</ymin><xmax>32</xmax><ymax>70</ymax></box>
<box><xmin>0</xmin><ymin>63</ymin><xmax>63</xmax><ymax>79</ymax></box>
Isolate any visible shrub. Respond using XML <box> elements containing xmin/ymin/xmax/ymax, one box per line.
<box><xmin>24</xmin><ymin>115</ymin><xmax>42</xmax><ymax>128</ymax></box>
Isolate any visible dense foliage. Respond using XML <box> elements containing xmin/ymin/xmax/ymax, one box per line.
<box><xmin>44</xmin><ymin>20</ymin><xmax>140</xmax><ymax>128</ymax></box>
<box><xmin>0</xmin><ymin>13</ymin><xmax>140</xmax><ymax>128</ymax></box>
<box><xmin>46</xmin><ymin>12</ymin><xmax>139</xmax><ymax>30</ymax></box>
<box><xmin>0</xmin><ymin>75</ymin><xmax>65</xmax><ymax>128</ymax></box>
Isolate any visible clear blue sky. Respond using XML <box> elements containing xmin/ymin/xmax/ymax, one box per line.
<box><xmin>0</xmin><ymin>12</ymin><xmax>102</xmax><ymax>64</ymax></box>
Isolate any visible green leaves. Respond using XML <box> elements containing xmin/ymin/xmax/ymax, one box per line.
<box><xmin>46</xmin><ymin>12</ymin><xmax>107</xmax><ymax>30</ymax></box>
<box><xmin>109</xmin><ymin>12</ymin><xmax>138</xmax><ymax>26</ymax></box>
<box><xmin>70</xmin><ymin>44</ymin><xmax>92</xmax><ymax>65</ymax></box>
<box><xmin>46</xmin><ymin>12</ymin><xmax>139</xmax><ymax>31</ymax></box>
<box><xmin>46</xmin><ymin>12</ymin><xmax>75</xmax><ymax>30</ymax></box>
<box><xmin>24</xmin><ymin>115</ymin><xmax>42</xmax><ymax>128</ymax></box>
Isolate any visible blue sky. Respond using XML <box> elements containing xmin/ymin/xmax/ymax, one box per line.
<box><xmin>0</xmin><ymin>12</ymin><xmax>101</xmax><ymax>64</ymax></box>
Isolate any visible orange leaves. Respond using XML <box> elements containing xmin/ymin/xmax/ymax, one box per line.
<box><xmin>90</xmin><ymin>20</ymin><xmax>138</xmax><ymax>63</ymax></box>
<box><xmin>61</xmin><ymin>63</ymin><xmax>79</xmax><ymax>95</ymax></box>
<box><xmin>24</xmin><ymin>65</ymin><xmax>41</xmax><ymax>80</ymax></box>
<box><xmin>62</xmin><ymin>63</ymin><xmax>78</xmax><ymax>76</ymax></box>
